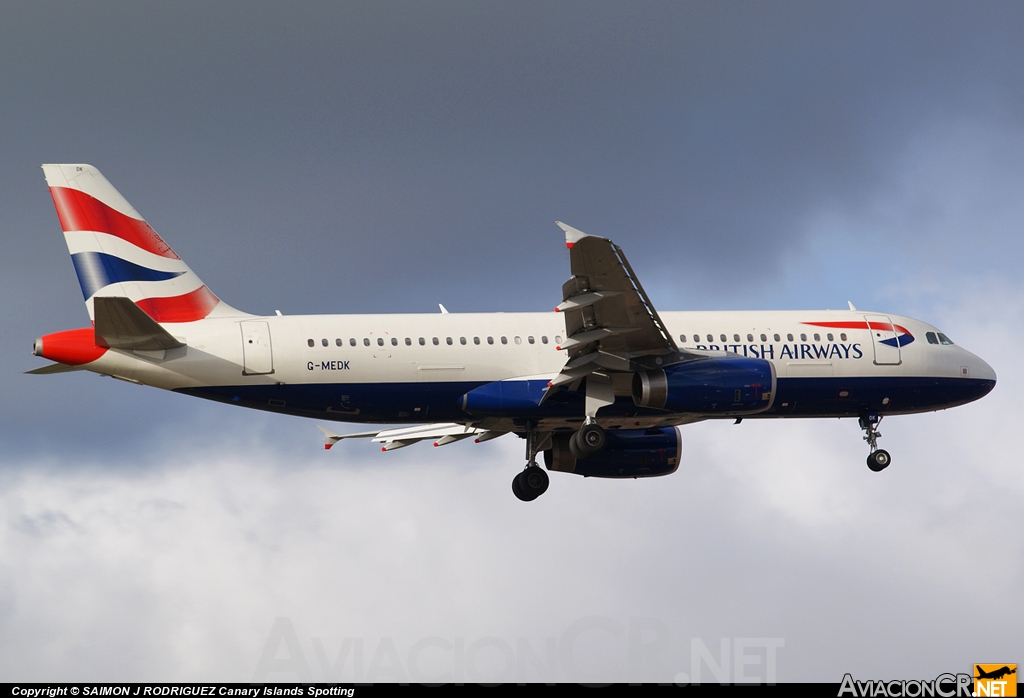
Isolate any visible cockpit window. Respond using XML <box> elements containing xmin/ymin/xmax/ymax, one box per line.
<box><xmin>927</xmin><ymin>331</ymin><xmax>955</xmax><ymax>345</ymax></box>
<box><xmin>926</xmin><ymin>332</ymin><xmax>938</xmax><ymax>344</ymax></box>
<box><xmin>937</xmin><ymin>333</ymin><xmax>954</xmax><ymax>345</ymax></box>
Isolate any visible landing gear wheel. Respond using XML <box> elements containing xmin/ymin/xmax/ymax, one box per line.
<box><xmin>570</xmin><ymin>423</ymin><xmax>607</xmax><ymax>459</ymax></box>
<box><xmin>512</xmin><ymin>466</ymin><xmax>549</xmax><ymax>501</ymax></box>
<box><xmin>867</xmin><ymin>449</ymin><xmax>891</xmax><ymax>472</ymax></box>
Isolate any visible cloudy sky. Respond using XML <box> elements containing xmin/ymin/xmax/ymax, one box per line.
<box><xmin>1</xmin><ymin>1</ymin><xmax>1022</xmax><ymax>683</ymax></box>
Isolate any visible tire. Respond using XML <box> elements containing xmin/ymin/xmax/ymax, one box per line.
<box><xmin>867</xmin><ymin>449</ymin><xmax>891</xmax><ymax>472</ymax></box>
<box><xmin>512</xmin><ymin>473</ymin><xmax>529</xmax><ymax>501</ymax></box>
<box><xmin>523</xmin><ymin>467</ymin><xmax>549</xmax><ymax>497</ymax></box>
<box><xmin>574</xmin><ymin>423</ymin><xmax>607</xmax><ymax>458</ymax></box>
<box><xmin>513</xmin><ymin>467</ymin><xmax>549</xmax><ymax>501</ymax></box>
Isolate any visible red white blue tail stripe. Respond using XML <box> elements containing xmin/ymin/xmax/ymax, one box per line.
<box><xmin>42</xmin><ymin>164</ymin><xmax>243</xmax><ymax>323</ymax></box>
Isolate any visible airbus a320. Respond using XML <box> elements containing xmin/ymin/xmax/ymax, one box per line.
<box><xmin>30</xmin><ymin>165</ymin><xmax>996</xmax><ymax>501</ymax></box>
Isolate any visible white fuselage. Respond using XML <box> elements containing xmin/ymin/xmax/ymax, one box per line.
<box><xmin>72</xmin><ymin>308</ymin><xmax>996</xmax><ymax>432</ymax></box>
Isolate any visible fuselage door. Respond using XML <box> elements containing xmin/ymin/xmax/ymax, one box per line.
<box><xmin>241</xmin><ymin>321</ymin><xmax>274</xmax><ymax>375</ymax></box>
<box><xmin>864</xmin><ymin>314</ymin><xmax>901</xmax><ymax>366</ymax></box>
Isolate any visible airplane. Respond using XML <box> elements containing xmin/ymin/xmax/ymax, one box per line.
<box><xmin>29</xmin><ymin>164</ymin><xmax>997</xmax><ymax>501</ymax></box>
<box><xmin>975</xmin><ymin>666</ymin><xmax>1016</xmax><ymax>681</ymax></box>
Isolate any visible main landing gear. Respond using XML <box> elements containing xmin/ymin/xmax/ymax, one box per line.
<box><xmin>859</xmin><ymin>413</ymin><xmax>891</xmax><ymax>472</ymax></box>
<box><xmin>569</xmin><ymin>420</ymin><xmax>607</xmax><ymax>459</ymax></box>
<box><xmin>512</xmin><ymin>427</ymin><xmax>549</xmax><ymax>502</ymax></box>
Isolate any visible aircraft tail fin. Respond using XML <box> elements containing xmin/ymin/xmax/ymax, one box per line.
<box><xmin>41</xmin><ymin>164</ymin><xmax>246</xmax><ymax>323</ymax></box>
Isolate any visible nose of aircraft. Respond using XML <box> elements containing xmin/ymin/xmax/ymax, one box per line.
<box><xmin>959</xmin><ymin>347</ymin><xmax>997</xmax><ymax>403</ymax></box>
<box><xmin>967</xmin><ymin>349</ymin><xmax>997</xmax><ymax>384</ymax></box>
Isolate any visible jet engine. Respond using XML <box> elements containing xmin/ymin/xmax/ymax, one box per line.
<box><xmin>632</xmin><ymin>356</ymin><xmax>774</xmax><ymax>415</ymax></box>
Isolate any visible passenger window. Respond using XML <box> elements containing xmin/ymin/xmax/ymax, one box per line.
<box><xmin>555</xmin><ymin>335</ymin><xmax>563</xmax><ymax>344</ymax></box>
<box><xmin>335</xmin><ymin>338</ymin><xmax>341</xmax><ymax>347</ymax></box>
<box><xmin>460</xmin><ymin>337</ymin><xmax>467</xmax><ymax>345</ymax></box>
<box><xmin>827</xmin><ymin>333</ymin><xmax>834</xmax><ymax>341</ymax></box>
<box><xmin>541</xmin><ymin>336</ymin><xmax>549</xmax><ymax>344</ymax></box>
<box><xmin>419</xmin><ymin>337</ymin><xmax>425</xmax><ymax>346</ymax></box>
<box><xmin>734</xmin><ymin>334</ymin><xmax>740</xmax><ymax>342</ymax></box>
<box><xmin>474</xmin><ymin>337</ymin><xmax>480</xmax><ymax>345</ymax></box>
<box><xmin>377</xmin><ymin>338</ymin><xmax>384</xmax><ymax>346</ymax></box>
<box><xmin>926</xmin><ymin>332</ymin><xmax>938</xmax><ymax>344</ymax></box>
<box><xmin>813</xmin><ymin>333</ymin><xmax>820</xmax><ymax>341</ymax></box>
<box><xmin>760</xmin><ymin>334</ymin><xmax>767</xmax><ymax>342</ymax></box>
<box><xmin>433</xmin><ymin>337</ymin><xmax>440</xmax><ymax>346</ymax></box>
<box><xmin>405</xmin><ymin>337</ymin><xmax>412</xmax><ymax>346</ymax></box>
<box><xmin>694</xmin><ymin>334</ymin><xmax>700</xmax><ymax>342</ymax></box>
<box><xmin>800</xmin><ymin>334</ymin><xmax>807</xmax><ymax>341</ymax></box>
<box><xmin>774</xmin><ymin>334</ymin><xmax>780</xmax><ymax>341</ymax></box>
<box><xmin>350</xmin><ymin>338</ymin><xmax>356</xmax><ymax>347</ymax></box>
<box><xmin>307</xmin><ymin>339</ymin><xmax>314</xmax><ymax>347</ymax></box>
<box><xmin>446</xmin><ymin>337</ymin><xmax>453</xmax><ymax>345</ymax></box>
<box><xmin>501</xmin><ymin>336</ymin><xmax>508</xmax><ymax>345</ymax></box>
<box><xmin>487</xmin><ymin>336</ymin><xmax>494</xmax><ymax>345</ymax></box>
<box><xmin>746</xmin><ymin>334</ymin><xmax>753</xmax><ymax>342</ymax></box>
<box><xmin>391</xmin><ymin>338</ymin><xmax>398</xmax><ymax>346</ymax></box>
<box><xmin>707</xmin><ymin>334</ymin><xmax>713</xmax><ymax>342</ymax></box>
<box><xmin>528</xmin><ymin>336</ymin><xmax>535</xmax><ymax>344</ymax></box>
<box><xmin>514</xmin><ymin>336</ymin><xmax>522</xmax><ymax>345</ymax></box>
<box><xmin>840</xmin><ymin>333</ymin><xmax>847</xmax><ymax>341</ymax></box>
<box><xmin>364</xmin><ymin>338</ymin><xmax>370</xmax><ymax>346</ymax></box>
<box><xmin>720</xmin><ymin>334</ymin><xmax>727</xmax><ymax>342</ymax></box>
<box><xmin>787</xmin><ymin>334</ymin><xmax>793</xmax><ymax>341</ymax></box>
<box><xmin>322</xmin><ymin>338</ymin><xmax>328</xmax><ymax>347</ymax></box>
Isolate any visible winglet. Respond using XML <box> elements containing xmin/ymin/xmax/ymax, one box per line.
<box><xmin>555</xmin><ymin>221</ymin><xmax>590</xmax><ymax>249</ymax></box>
<box><xmin>317</xmin><ymin>424</ymin><xmax>344</xmax><ymax>450</ymax></box>
<box><xmin>847</xmin><ymin>301</ymin><xmax>857</xmax><ymax>311</ymax></box>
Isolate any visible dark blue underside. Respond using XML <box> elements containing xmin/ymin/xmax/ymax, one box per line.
<box><xmin>175</xmin><ymin>376</ymin><xmax>995</xmax><ymax>424</ymax></box>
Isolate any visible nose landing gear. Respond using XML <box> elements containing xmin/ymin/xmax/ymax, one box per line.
<box><xmin>859</xmin><ymin>413</ymin><xmax>891</xmax><ymax>472</ymax></box>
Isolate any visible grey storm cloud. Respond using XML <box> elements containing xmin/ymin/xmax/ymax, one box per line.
<box><xmin>0</xmin><ymin>1</ymin><xmax>1021</xmax><ymax>682</ymax></box>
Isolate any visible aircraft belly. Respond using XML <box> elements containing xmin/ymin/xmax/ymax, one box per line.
<box><xmin>767</xmin><ymin>376</ymin><xmax>996</xmax><ymax>417</ymax></box>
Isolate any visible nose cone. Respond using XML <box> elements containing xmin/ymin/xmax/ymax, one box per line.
<box><xmin>974</xmin><ymin>356</ymin><xmax>997</xmax><ymax>384</ymax></box>
<box><xmin>960</xmin><ymin>348</ymin><xmax>996</xmax><ymax>402</ymax></box>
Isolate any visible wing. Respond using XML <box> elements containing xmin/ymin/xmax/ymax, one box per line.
<box><xmin>548</xmin><ymin>223</ymin><xmax>691</xmax><ymax>404</ymax></box>
<box><xmin>317</xmin><ymin>423</ymin><xmax>507</xmax><ymax>451</ymax></box>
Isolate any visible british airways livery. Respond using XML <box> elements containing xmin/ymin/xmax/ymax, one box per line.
<box><xmin>30</xmin><ymin>165</ymin><xmax>996</xmax><ymax>501</ymax></box>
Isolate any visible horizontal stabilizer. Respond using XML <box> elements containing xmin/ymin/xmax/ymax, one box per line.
<box><xmin>25</xmin><ymin>362</ymin><xmax>86</xmax><ymax>375</ymax></box>
<box><xmin>93</xmin><ymin>296</ymin><xmax>185</xmax><ymax>350</ymax></box>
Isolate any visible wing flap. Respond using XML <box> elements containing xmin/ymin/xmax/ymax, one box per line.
<box><xmin>318</xmin><ymin>423</ymin><xmax>506</xmax><ymax>450</ymax></box>
<box><xmin>545</xmin><ymin>224</ymin><xmax>688</xmax><ymax>408</ymax></box>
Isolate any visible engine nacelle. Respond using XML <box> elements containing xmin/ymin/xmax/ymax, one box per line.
<box><xmin>544</xmin><ymin>427</ymin><xmax>681</xmax><ymax>478</ymax></box>
<box><xmin>632</xmin><ymin>356</ymin><xmax>774</xmax><ymax>414</ymax></box>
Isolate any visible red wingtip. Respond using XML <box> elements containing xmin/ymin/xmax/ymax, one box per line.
<box><xmin>554</xmin><ymin>307</ymin><xmax>560</xmax><ymax>312</ymax></box>
<box><xmin>556</xmin><ymin>346</ymin><xmax>562</xmax><ymax>351</ymax></box>
<box><xmin>566</xmin><ymin>242</ymin><xmax>575</xmax><ymax>249</ymax></box>
<box><xmin>474</xmin><ymin>438</ymin><xmax>480</xmax><ymax>443</ymax></box>
<box><xmin>381</xmin><ymin>446</ymin><xmax>387</xmax><ymax>452</ymax></box>
<box><xmin>324</xmin><ymin>443</ymin><xmax>332</xmax><ymax>450</ymax></box>
<box><xmin>433</xmin><ymin>442</ymin><xmax>439</xmax><ymax>447</ymax></box>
